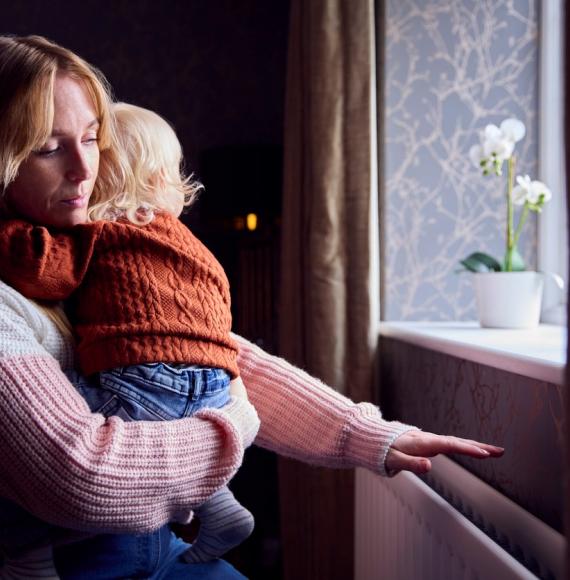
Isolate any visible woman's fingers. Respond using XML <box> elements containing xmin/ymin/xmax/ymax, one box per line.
<box><xmin>404</xmin><ymin>433</ymin><xmax>504</xmax><ymax>458</ymax></box>
<box><xmin>387</xmin><ymin>431</ymin><xmax>505</xmax><ymax>474</ymax></box>
<box><xmin>385</xmin><ymin>448</ymin><xmax>432</xmax><ymax>475</ymax></box>
<box><xmin>441</xmin><ymin>436</ymin><xmax>504</xmax><ymax>457</ymax></box>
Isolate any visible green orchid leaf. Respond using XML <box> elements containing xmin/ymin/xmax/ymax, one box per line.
<box><xmin>459</xmin><ymin>252</ymin><xmax>502</xmax><ymax>273</ymax></box>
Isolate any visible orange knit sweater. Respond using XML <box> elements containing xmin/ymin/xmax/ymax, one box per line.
<box><xmin>0</xmin><ymin>213</ymin><xmax>239</xmax><ymax>377</ymax></box>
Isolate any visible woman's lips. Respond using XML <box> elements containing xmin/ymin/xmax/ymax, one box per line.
<box><xmin>61</xmin><ymin>195</ymin><xmax>88</xmax><ymax>208</ymax></box>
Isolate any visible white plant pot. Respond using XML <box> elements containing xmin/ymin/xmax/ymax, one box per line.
<box><xmin>474</xmin><ymin>271</ymin><xmax>544</xmax><ymax>329</ymax></box>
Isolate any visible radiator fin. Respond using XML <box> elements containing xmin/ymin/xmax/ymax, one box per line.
<box><xmin>355</xmin><ymin>457</ymin><xmax>564</xmax><ymax>580</ymax></box>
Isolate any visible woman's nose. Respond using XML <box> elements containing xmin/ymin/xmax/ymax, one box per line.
<box><xmin>66</xmin><ymin>147</ymin><xmax>94</xmax><ymax>183</ymax></box>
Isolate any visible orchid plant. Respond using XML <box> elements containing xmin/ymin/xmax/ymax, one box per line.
<box><xmin>460</xmin><ymin>118</ymin><xmax>552</xmax><ymax>273</ymax></box>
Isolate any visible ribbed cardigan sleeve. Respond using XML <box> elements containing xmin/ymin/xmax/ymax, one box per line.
<box><xmin>0</xmin><ymin>355</ymin><xmax>259</xmax><ymax>533</ymax></box>
<box><xmin>233</xmin><ymin>333</ymin><xmax>417</xmax><ymax>477</ymax></box>
<box><xmin>0</xmin><ymin>301</ymin><xmax>259</xmax><ymax>534</ymax></box>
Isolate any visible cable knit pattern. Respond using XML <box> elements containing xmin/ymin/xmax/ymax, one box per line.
<box><xmin>232</xmin><ymin>334</ymin><xmax>418</xmax><ymax>477</ymax></box>
<box><xmin>0</xmin><ymin>215</ymin><xmax>415</xmax><ymax>476</ymax></box>
<box><xmin>0</xmin><ymin>213</ymin><xmax>239</xmax><ymax>377</ymax></box>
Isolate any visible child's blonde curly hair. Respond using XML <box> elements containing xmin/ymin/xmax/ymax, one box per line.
<box><xmin>89</xmin><ymin>102</ymin><xmax>202</xmax><ymax>224</ymax></box>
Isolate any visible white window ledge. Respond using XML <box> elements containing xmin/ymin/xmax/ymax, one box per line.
<box><xmin>379</xmin><ymin>321</ymin><xmax>566</xmax><ymax>385</ymax></box>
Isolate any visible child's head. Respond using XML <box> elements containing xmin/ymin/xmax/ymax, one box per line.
<box><xmin>89</xmin><ymin>102</ymin><xmax>201</xmax><ymax>224</ymax></box>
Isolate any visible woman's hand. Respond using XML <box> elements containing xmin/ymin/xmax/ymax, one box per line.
<box><xmin>385</xmin><ymin>430</ymin><xmax>504</xmax><ymax>475</ymax></box>
<box><xmin>229</xmin><ymin>377</ymin><xmax>249</xmax><ymax>401</ymax></box>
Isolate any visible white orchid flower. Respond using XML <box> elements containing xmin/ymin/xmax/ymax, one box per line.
<box><xmin>483</xmin><ymin>124</ymin><xmax>501</xmax><ymax>141</ymax></box>
<box><xmin>512</xmin><ymin>174</ymin><xmax>532</xmax><ymax>205</ymax></box>
<box><xmin>500</xmin><ymin>118</ymin><xmax>526</xmax><ymax>143</ymax></box>
<box><xmin>482</xmin><ymin>123</ymin><xmax>515</xmax><ymax>162</ymax></box>
<box><xmin>528</xmin><ymin>180</ymin><xmax>552</xmax><ymax>204</ymax></box>
<box><xmin>463</xmin><ymin>117</ymin><xmax>551</xmax><ymax>274</ymax></box>
<box><xmin>512</xmin><ymin>175</ymin><xmax>552</xmax><ymax>206</ymax></box>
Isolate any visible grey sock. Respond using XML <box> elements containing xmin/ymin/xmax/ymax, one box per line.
<box><xmin>183</xmin><ymin>487</ymin><xmax>254</xmax><ymax>563</ymax></box>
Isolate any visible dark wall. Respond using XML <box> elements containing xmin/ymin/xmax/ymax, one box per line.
<box><xmin>1</xmin><ymin>0</ymin><xmax>289</xmax><ymax>171</ymax></box>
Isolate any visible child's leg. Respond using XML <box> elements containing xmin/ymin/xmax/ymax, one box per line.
<box><xmin>74</xmin><ymin>365</ymin><xmax>254</xmax><ymax>562</ymax></box>
<box><xmin>183</xmin><ymin>486</ymin><xmax>254</xmax><ymax>564</ymax></box>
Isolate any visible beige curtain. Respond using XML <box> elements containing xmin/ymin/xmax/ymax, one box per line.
<box><xmin>279</xmin><ymin>0</ymin><xmax>379</xmax><ymax>403</ymax></box>
<box><xmin>278</xmin><ymin>0</ymin><xmax>380</xmax><ymax>578</ymax></box>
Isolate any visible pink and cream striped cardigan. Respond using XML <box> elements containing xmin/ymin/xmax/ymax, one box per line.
<box><xmin>0</xmin><ymin>279</ymin><xmax>415</xmax><ymax>534</ymax></box>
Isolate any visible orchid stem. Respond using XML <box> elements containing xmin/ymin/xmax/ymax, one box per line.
<box><xmin>512</xmin><ymin>203</ymin><xmax>529</xmax><ymax>250</ymax></box>
<box><xmin>505</xmin><ymin>156</ymin><xmax>515</xmax><ymax>271</ymax></box>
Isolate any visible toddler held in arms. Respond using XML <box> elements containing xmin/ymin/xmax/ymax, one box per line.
<box><xmin>0</xmin><ymin>102</ymin><xmax>254</xmax><ymax>565</ymax></box>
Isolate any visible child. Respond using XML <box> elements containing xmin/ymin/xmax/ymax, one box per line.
<box><xmin>0</xmin><ymin>102</ymin><xmax>255</xmax><ymax>566</ymax></box>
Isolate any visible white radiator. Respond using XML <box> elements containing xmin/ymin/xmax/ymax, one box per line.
<box><xmin>355</xmin><ymin>456</ymin><xmax>565</xmax><ymax>580</ymax></box>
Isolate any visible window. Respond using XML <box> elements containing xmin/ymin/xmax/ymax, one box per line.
<box><xmin>379</xmin><ymin>1</ymin><xmax>566</xmax><ymax>324</ymax></box>
<box><xmin>538</xmin><ymin>0</ymin><xmax>567</xmax><ymax>324</ymax></box>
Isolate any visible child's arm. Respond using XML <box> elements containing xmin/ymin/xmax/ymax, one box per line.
<box><xmin>0</xmin><ymin>219</ymin><xmax>102</xmax><ymax>300</ymax></box>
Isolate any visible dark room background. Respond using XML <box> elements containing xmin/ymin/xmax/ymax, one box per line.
<box><xmin>2</xmin><ymin>2</ymin><xmax>290</xmax><ymax>578</ymax></box>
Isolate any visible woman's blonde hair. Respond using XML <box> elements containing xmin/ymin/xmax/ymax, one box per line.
<box><xmin>0</xmin><ymin>34</ymin><xmax>123</xmax><ymax>206</ymax></box>
<box><xmin>89</xmin><ymin>102</ymin><xmax>201</xmax><ymax>224</ymax></box>
<box><xmin>0</xmin><ymin>35</ymin><xmax>125</xmax><ymax>332</ymax></box>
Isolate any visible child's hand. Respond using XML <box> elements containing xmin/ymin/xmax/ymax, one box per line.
<box><xmin>385</xmin><ymin>430</ymin><xmax>504</xmax><ymax>475</ymax></box>
<box><xmin>229</xmin><ymin>377</ymin><xmax>248</xmax><ymax>401</ymax></box>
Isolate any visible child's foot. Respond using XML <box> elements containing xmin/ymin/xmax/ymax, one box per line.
<box><xmin>183</xmin><ymin>488</ymin><xmax>254</xmax><ymax>563</ymax></box>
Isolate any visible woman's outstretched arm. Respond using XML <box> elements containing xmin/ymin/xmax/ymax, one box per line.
<box><xmin>233</xmin><ymin>334</ymin><xmax>503</xmax><ymax>476</ymax></box>
<box><xmin>233</xmin><ymin>334</ymin><xmax>414</xmax><ymax>476</ymax></box>
<box><xmin>0</xmin><ymin>288</ymin><xmax>259</xmax><ymax>535</ymax></box>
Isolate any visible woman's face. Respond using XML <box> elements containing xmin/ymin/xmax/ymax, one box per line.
<box><xmin>5</xmin><ymin>74</ymin><xmax>100</xmax><ymax>228</ymax></box>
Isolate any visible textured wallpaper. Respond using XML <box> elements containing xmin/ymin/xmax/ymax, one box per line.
<box><xmin>383</xmin><ymin>0</ymin><xmax>538</xmax><ymax>320</ymax></box>
<box><xmin>381</xmin><ymin>337</ymin><xmax>564</xmax><ymax>532</ymax></box>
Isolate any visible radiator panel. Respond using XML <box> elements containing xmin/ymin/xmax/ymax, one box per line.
<box><xmin>355</xmin><ymin>457</ymin><xmax>565</xmax><ymax>580</ymax></box>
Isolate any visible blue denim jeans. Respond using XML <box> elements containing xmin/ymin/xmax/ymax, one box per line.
<box><xmin>52</xmin><ymin>364</ymin><xmax>243</xmax><ymax>579</ymax></box>
<box><xmin>75</xmin><ymin>363</ymin><xmax>231</xmax><ymax>421</ymax></box>
<box><xmin>53</xmin><ymin>525</ymin><xmax>245</xmax><ymax>579</ymax></box>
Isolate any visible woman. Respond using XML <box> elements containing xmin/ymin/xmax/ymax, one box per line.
<box><xmin>0</xmin><ymin>34</ymin><xmax>503</xmax><ymax>579</ymax></box>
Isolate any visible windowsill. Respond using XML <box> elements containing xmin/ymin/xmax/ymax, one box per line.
<box><xmin>379</xmin><ymin>321</ymin><xmax>566</xmax><ymax>385</ymax></box>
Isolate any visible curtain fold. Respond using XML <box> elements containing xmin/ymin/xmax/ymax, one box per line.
<box><xmin>278</xmin><ymin>0</ymin><xmax>379</xmax><ymax>578</ymax></box>
<box><xmin>280</xmin><ymin>0</ymin><xmax>379</xmax><ymax>403</ymax></box>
